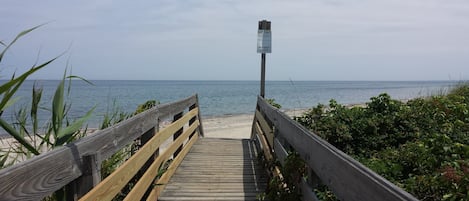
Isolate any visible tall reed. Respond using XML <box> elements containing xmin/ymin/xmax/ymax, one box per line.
<box><xmin>0</xmin><ymin>26</ymin><xmax>93</xmax><ymax>166</ymax></box>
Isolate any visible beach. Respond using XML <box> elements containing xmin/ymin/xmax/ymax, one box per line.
<box><xmin>0</xmin><ymin>109</ymin><xmax>308</xmax><ymax>151</ymax></box>
<box><xmin>202</xmin><ymin>109</ymin><xmax>307</xmax><ymax>139</ymax></box>
<box><xmin>203</xmin><ymin>114</ymin><xmax>254</xmax><ymax>139</ymax></box>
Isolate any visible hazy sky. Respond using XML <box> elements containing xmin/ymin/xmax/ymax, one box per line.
<box><xmin>1</xmin><ymin>0</ymin><xmax>468</xmax><ymax>81</ymax></box>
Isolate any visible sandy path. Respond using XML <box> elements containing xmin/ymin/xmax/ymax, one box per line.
<box><xmin>202</xmin><ymin>109</ymin><xmax>307</xmax><ymax>139</ymax></box>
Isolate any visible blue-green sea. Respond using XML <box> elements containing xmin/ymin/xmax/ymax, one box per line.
<box><xmin>0</xmin><ymin>80</ymin><xmax>460</xmax><ymax>132</ymax></box>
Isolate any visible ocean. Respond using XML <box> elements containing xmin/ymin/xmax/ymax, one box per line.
<box><xmin>0</xmin><ymin>80</ymin><xmax>460</xmax><ymax>130</ymax></box>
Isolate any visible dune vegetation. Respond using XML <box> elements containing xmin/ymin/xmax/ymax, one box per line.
<box><xmin>295</xmin><ymin>85</ymin><xmax>469</xmax><ymax>200</ymax></box>
<box><xmin>1</xmin><ymin>27</ymin><xmax>161</xmax><ymax>201</ymax></box>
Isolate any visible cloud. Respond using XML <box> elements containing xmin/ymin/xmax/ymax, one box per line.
<box><xmin>1</xmin><ymin>0</ymin><xmax>468</xmax><ymax>80</ymax></box>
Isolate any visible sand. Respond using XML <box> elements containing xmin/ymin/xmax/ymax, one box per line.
<box><xmin>202</xmin><ymin>108</ymin><xmax>308</xmax><ymax>139</ymax></box>
<box><xmin>202</xmin><ymin>114</ymin><xmax>254</xmax><ymax>139</ymax></box>
<box><xmin>0</xmin><ymin>108</ymin><xmax>309</xmax><ymax>160</ymax></box>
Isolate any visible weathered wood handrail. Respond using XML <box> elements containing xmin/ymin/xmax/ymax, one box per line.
<box><xmin>0</xmin><ymin>94</ymin><xmax>203</xmax><ymax>201</ymax></box>
<box><xmin>251</xmin><ymin>96</ymin><xmax>418</xmax><ymax>201</ymax></box>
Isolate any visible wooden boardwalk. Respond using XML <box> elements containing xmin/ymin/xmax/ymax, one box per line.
<box><xmin>158</xmin><ymin>138</ymin><xmax>267</xmax><ymax>201</ymax></box>
<box><xmin>0</xmin><ymin>95</ymin><xmax>418</xmax><ymax>201</ymax></box>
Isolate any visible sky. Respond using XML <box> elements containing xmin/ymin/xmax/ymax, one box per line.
<box><xmin>1</xmin><ymin>0</ymin><xmax>469</xmax><ymax>81</ymax></box>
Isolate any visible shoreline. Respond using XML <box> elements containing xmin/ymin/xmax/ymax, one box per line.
<box><xmin>0</xmin><ymin>102</ymin><xmax>375</xmax><ymax>140</ymax></box>
<box><xmin>0</xmin><ymin>105</ymin><xmax>347</xmax><ymax>140</ymax></box>
<box><xmin>200</xmin><ymin>107</ymin><xmax>310</xmax><ymax>118</ymax></box>
<box><xmin>0</xmin><ymin>100</ymin><xmax>393</xmax><ymax>140</ymax></box>
<box><xmin>0</xmin><ymin>108</ymin><xmax>309</xmax><ymax>143</ymax></box>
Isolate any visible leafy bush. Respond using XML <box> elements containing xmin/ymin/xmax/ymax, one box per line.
<box><xmin>259</xmin><ymin>152</ymin><xmax>305</xmax><ymax>201</ymax></box>
<box><xmin>266</xmin><ymin>98</ymin><xmax>282</xmax><ymax>109</ymax></box>
<box><xmin>294</xmin><ymin>86</ymin><xmax>469</xmax><ymax>200</ymax></box>
<box><xmin>134</xmin><ymin>100</ymin><xmax>158</xmax><ymax>115</ymax></box>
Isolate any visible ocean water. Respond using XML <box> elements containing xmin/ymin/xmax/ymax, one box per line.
<box><xmin>0</xmin><ymin>80</ymin><xmax>460</xmax><ymax>130</ymax></box>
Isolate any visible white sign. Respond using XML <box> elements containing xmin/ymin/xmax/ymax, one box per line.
<box><xmin>257</xmin><ymin>30</ymin><xmax>271</xmax><ymax>53</ymax></box>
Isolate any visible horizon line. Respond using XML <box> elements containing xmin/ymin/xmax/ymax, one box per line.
<box><xmin>4</xmin><ymin>79</ymin><xmax>466</xmax><ymax>82</ymax></box>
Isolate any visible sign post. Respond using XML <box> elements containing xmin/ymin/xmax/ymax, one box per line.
<box><xmin>257</xmin><ymin>20</ymin><xmax>271</xmax><ymax>98</ymax></box>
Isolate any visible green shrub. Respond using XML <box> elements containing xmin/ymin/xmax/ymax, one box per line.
<box><xmin>259</xmin><ymin>152</ymin><xmax>305</xmax><ymax>201</ymax></box>
<box><xmin>134</xmin><ymin>100</ymin><xmax>158</xmax><ymax>115</ymax></box>
<box><xmin>266</xmin><ymin>98</ymin><xmax>282</xmax><ymax>109</ymax></box>
<box><xmin>294</xmin><ymin>86</ymin><xmax>469</xmax><ymax>200</ymax></box>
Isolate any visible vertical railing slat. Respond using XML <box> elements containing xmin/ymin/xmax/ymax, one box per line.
<box><xmin>172</xmin><ymin>112</ymin><xmax>184</xmax><ymax>158</ymax></box>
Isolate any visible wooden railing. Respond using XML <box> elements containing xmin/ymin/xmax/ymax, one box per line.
<box><xmin>0</xmin><ymin>94</ymin><xmax>203</xmax><ymax>201</ymax></box>
<box><xmin>251</xmin><ymin>96</ymin><xmax>418</xmax><ymax>201</ymax></box>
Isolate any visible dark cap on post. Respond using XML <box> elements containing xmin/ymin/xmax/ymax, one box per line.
<box><xmin>258</xmin><ymin>20</ymin><xmax>271</xmax><ymax>30</ymax></box>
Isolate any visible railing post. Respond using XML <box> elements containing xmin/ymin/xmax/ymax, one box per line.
<box><xmin>173</xmin><ymin>112</ymin><xmax>184</xmax><ymax>157</ymax></box>
<box><xmin>189</xmin><ymin>104</ymin><xmax>197</xmax><ymax>138</ymax></box>
<box><xmin>260</xmin><ymin>53</ymin><xmax>266</xmax><ymax>98</ymax></box>
<box><xmin>194</xmin><ymin>94</ymin><xmax>204</xmax><ymax>137</ymax></box>
<box><xmin>67</xmin><ymin>154</ymin><xmax>101</xmax><ymax>201</ymax></box>
<box><xmin>155</xmin><ymin>118</ymin><xmax>160</xmax><ymax>155</ymax></box>
<box><xmin>135</xmin><ymin>125</ymin><xmax>159</xmax><ymax>200</ymax></box>
<box><xmin>138</xmin><ymin>126</ymin><xmax>156</xmax><ymax>174</ymax></box>
<box><xmin>307</xmin><ymin>168</ymin><xmax>321</xmax><ymax>188</ymax></box>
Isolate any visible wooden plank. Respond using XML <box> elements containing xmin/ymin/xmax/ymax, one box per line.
<box><xmin>149</xmin><ymin>109</ymin><xmax>197</xmax><ymax>154</ymax></box>
<box><xmin>195</xmin><ymin>98</ymin><xmax>205</xmax><ymax>137</ymax></box>
<box><xmin>274</xmin><ymin>138</ymin><xmax>318</xmax><ymax>201</ymax></box>
<box><xmin>167</xmin><ymin>177</ymin><xmax>267</xmax><ymax>183</ymax></box>
<box><xmin>163</xmin><ymin>183</ymin><xmax>265</xmax><ymax>189</ymax></box>
<box><xmin>256</xmin><ymin>96</ymin><xmax>418</xmax><ymax>201</ymax></box>
<box><xmin>158</xmin><ymin>138</ymin><xmax>267</xmax><ymax>201</ymax></box>
<box><xmin>124</xmin><ymin>121</ymin><xmax>199</xmax><ymax>201</ymax></box>
<box><xmin>255</xmin><ymin>110</ymin><xmax>274</xmax><ymax>148</ymax></box>
<box><xmin>250</xmin><ymin>117</ymin><xmax>257</xmax><ymax>140</ymax></box>
<box><xmin>158</xmin><ymin>196</ymin><xmax>260</xmax><ymax>201</ymax></box>
<box><xmin>172</xmin><ymin>112</ymin><xmax>184</xmax><ymax>158</ymax></box>
<box><xmin>163</xmin><ymin>182</ymin><xmax>267</xmax><ymax>189</ymax></box>
<box><xmin>158</xmin><ymin>192</ymin><xmax>261</xmax><ymax>197</ymax></box>
<box><xmin>0</xmin><ymin>146</ymin><xmax>82</xmax><ymax>201</ymax></box>
<box><xmin>148</xmin><ymin>131</ymin><xmax>200</xmax><ymax>200</ymax></box>
<box><xmin>273</xmin><ymin>138</ymin><xmax>287</xmax><ymax>166</ymax></box>
<box><xmin>192</xmin><ymin>94</ymin><xmax>204</xmax><ymax>137</ymax></box>
<box><xmin>251</xmin><ymin>131</ymin><xmax>262</xmax><ymax>159</ymax></box>
<box><xmin>162</xmin><ymin>188</ymin><xmax>265</xmax><ymax>193</ymax></box>
<box><xmin>79</xmin><ymin>109</ymin><xmax>198</xmax><ymax>201</ymax></box>
<box><xmin>139</xmin><ymin>127</ymin><xmax>157</xmax><ymax>175</ymax></box>
<box><xmin>274</xmin><ymin>139</ymin><xmax>319</xmax><ymax>201</ymax></box>
<box><xmin>300</xmin><ymin>178</ymin><xmax>319</xmax><ymax>201</ymax></box>
<box><xmin>79</xmin><ymin>94</ymin><xmax>198</xmax><ymax>161</ymax></box>
<box><xmin>254</xmin><ymin>122</ymin><xmax>273</xmax><ymax>161</ymax></box>
<box><xmin>155</xmin><ymin>95</ymin><xmax>197</xmax><ymax>121</ymax></box>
